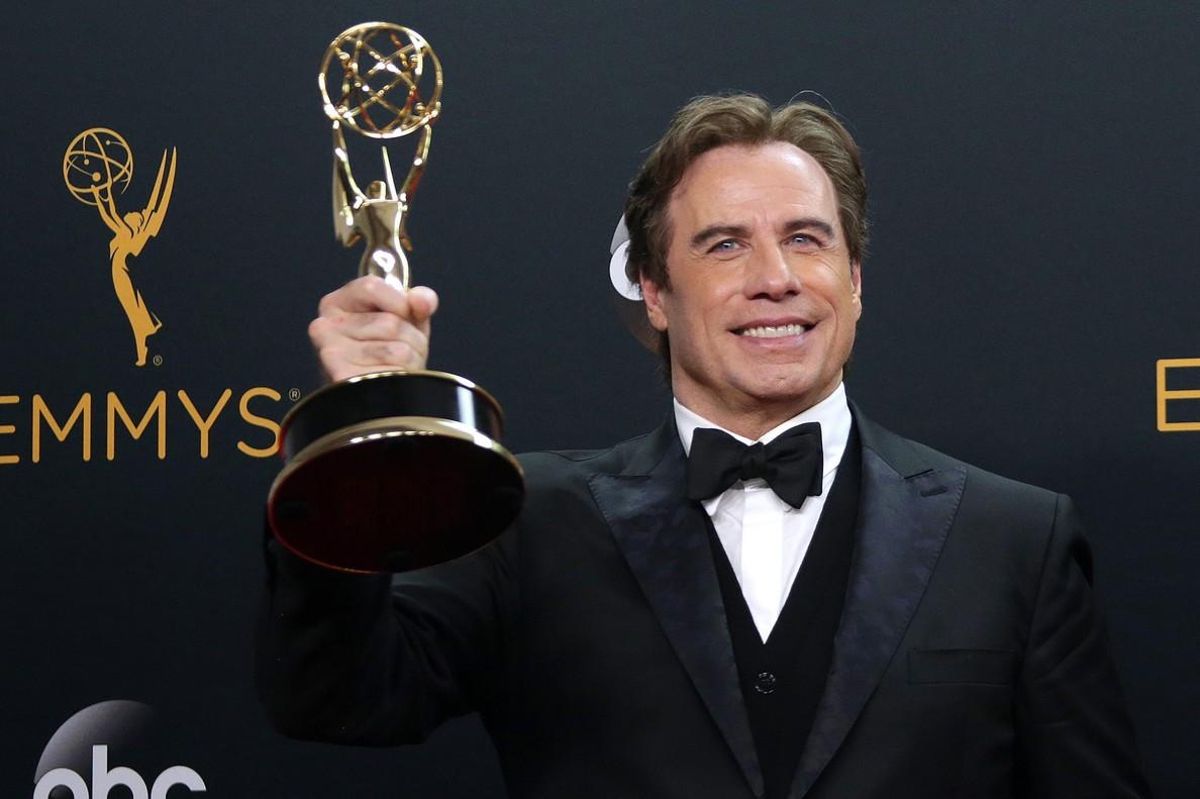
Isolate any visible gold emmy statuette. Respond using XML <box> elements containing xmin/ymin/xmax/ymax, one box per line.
<box><xmin>268</xmin><ymin>22</ymin><xmax>524</xmax><ymax>574</ymax></box>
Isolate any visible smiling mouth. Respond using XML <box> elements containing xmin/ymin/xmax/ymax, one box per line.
<box><xmin>736</xmin><ymin>323</ymin><xmax>813</xmax><ymax>338</ymax></box>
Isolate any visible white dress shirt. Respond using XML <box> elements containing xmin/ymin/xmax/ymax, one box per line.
<box><xmin>674</xmin><ymin>383</ymin><xmax>853</xmax><ymax>642</ymax></box>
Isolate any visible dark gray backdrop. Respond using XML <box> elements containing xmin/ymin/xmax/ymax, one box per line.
<box><xmin>3</xmin><ymin>1</ymin><xmax>1196</xmax><ymax>796</ymax></box>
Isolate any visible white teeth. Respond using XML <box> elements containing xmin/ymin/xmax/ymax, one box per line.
<box><xmin>740</xmin><ymin>324</ymin><xmax>807</xmax><ymax>338</ymax></box>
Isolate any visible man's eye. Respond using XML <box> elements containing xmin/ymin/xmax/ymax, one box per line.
<box><xmin>790</xmin><ymin>234</ymin><xmax>816</xmax><ymax>246</ymax></box>
<box><xmin>709</xmin><ymin>239</ymin><xmax>740</xmax><ymax>254</ymax></box>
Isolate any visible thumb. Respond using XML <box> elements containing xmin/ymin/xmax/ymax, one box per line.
<box><xmin>407</xmin><ymin>285</ymin><xmax>439</xmax><ymax>333</ymax></box>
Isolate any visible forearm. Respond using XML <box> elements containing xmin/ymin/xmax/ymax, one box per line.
<box><xmin>255</xmin><ymin>532</ymin><xmax>511</xmax><ymax>745</ymax></box>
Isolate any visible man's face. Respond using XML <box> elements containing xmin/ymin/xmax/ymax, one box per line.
<box><xmin>641</xmin><ymin>142</ymin><xmax>862</xmax><ymax>431</ymax></box>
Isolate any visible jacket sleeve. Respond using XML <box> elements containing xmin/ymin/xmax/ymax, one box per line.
<box><xmin>254</xmin><ymin>521</ymin><xmax>516</xmax><ymax>746</ymax></box>
<box><xmin>1015</xmin><ymin>494</ymin><xmax>1152</xmax><ymax>797</ymax></box>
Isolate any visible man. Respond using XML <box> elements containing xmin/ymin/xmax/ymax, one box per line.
<box><xmin>258</xmin><ymin>94</ymin><xmax>1150</xmax><ymax>797</ymax></box>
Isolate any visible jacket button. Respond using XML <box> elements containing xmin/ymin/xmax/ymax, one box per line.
<box><xmin>754</xmin><ymin>671</ymin><xmax>777</xmax><ymax>695</ymax></box>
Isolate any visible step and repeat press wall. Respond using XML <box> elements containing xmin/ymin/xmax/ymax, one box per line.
<box><xmin>4</xmin><ymin>2</ymin><xmax>1196</xmax><ymax>796</ymax></box>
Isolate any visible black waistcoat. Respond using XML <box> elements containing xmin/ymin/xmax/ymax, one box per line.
<box><xmin>705</xmin><ymin>426</ymin><xmax>861</xmax><ymax>799</ymax></box>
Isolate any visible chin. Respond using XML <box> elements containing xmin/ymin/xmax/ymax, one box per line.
<box><xmin>740</xmin><ymin>371</ymin><xmax>833</xmax><ymax>406</ymax></box>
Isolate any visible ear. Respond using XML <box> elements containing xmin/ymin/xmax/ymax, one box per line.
<box><xmin>850</xmin><ymin>261</ymin><xmax>863</xmax><ymax>319</ymax></box>
<box><xmin>640</xmin><ymin>276</ymin><xmax>670</xmax><ymax>332</ymax></box>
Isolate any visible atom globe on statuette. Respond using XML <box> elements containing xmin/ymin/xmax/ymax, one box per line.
<box><xmin>268</xmin><ymin>22</ymin><xmax>524</xmax><ymax>574</ymax></box>
<box><xmin>63</xmin><ymin>129</ymin><xmax>134</xmax><ymax>205</ymax></box>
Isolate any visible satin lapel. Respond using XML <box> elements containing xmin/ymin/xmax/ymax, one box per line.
<box><xmin>790</xmin><ymin>417</ymin><xmax>966</xmax><ymax>798</ymax></box>
<box><xmin>588</xmin><ymin>423</ymin><xmax>763</xmax><ymax>797</ymax></box>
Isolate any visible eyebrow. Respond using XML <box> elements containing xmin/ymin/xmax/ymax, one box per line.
<box><xmin>689</xmin><ymin>224</ymin><xmax>750</xmax><ymax>250</ymax></box>
<box><xmin>782</xmin><ymin>217</ymin><xmax>836</xmax><ymax>239</ymax></box>
<box><xmin>689</xmin><ymin>217</ymin><xmax>837</xmax><ymax>250</ymax></box>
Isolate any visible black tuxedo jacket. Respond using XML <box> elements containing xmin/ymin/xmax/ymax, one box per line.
<box><xmin>257</xmin><ymin>410</ymin><xmax>1150</xmax><ymax>798</ymax></box>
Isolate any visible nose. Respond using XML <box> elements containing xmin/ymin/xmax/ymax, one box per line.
<box><xmin>743</xmin><ymin>244</ymin><xmax>802</xmax><ymax>300</ymax></box>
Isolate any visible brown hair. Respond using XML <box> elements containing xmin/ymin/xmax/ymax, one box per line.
<box><xmin>624</xmin><ymin>93</ymin><xmax>868</xmax><ymax>293</ymax></box>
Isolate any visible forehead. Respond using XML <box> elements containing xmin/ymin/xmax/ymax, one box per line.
<box><xmin>668</xmin><ymin>142</ymin><xmax>839</xmax><ymax>231</ymax></box>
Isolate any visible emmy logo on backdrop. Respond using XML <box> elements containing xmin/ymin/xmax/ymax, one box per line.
<box><xmin>0</xmin><ymin>129</ymin><xmax>287</xmax><ymax>468</ymax></box>
<box><xmin>63</xmin><ymin>129</ymin><xmax>178</xmax><ymax>367</ymax></box>
<box><xmin>268</xmin><ymin>23</ymin><xmax>524</xmax><ymax>574</ymax></box>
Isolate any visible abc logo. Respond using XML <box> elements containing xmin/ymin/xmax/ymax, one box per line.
<box><xmin>33</xmin><ymin>744</ymin><xmax>205</xmax><ymax>798</ymax></box>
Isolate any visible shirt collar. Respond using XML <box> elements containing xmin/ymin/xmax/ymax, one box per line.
<box><xmin>674</xmin><ymin>382</ymin><xmax>852</xmax><ymax>480</ymax></box>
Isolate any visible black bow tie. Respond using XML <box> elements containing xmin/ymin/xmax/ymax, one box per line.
<box><xmin>686</xmin><ymin>423</ymin><xmax>824</xmax><ymax>508</ymax></box>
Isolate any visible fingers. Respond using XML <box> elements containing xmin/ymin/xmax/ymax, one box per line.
<box><xmin>311</xmin><ymin>334</ymin><xmax>426</xmax><ymax>381</ymax></box>
<box><xmin>310</xmin><ymin>276</ymin><xmax>440</xmax><ymax>383</ymax></box>
<box><xmin>325</xmin><ymin>311</ymin><xmax>414</xmax><ymax>342</ymax></box>
<box><xmin>318</xmin><ymin>274</ymin><xmax>409</xmax><ymax>316</ymax></box>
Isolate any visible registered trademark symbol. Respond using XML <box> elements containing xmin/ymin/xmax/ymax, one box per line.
<box><xmin>152</xmin><ymin>355</ymin><xmax>164</xmax><ymax>366</ymax></box>
<box><xmin>288</xmin><ymin>388</ymin><xmax>301</xmax><ymax>402</ymax></box>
